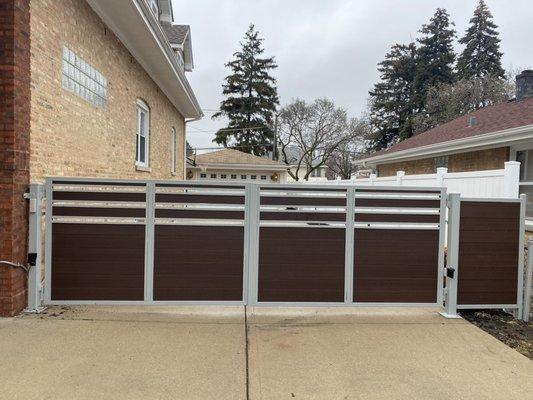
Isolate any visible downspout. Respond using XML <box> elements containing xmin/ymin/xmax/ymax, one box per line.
<box><xmin>183</xmin><ymin>115</ymin><xmax>202</xmax><ymax>179</ymax></box>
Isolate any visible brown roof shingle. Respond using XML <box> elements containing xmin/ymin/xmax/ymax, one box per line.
<box><xmin>365</xmin><ymin>97</ymin><xmax>533</xmax><ymax>159</ymax></box>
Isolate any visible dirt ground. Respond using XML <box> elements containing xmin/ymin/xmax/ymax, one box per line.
<box><xmin>462</xmin><ymin>310</ymin><xmax>533</xmax><ymax>360</ymax></box>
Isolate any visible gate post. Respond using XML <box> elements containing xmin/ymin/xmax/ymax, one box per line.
<box><xmin>26</xmin><ymin>183</ymin><xmax>45</xmax><ymax>313</ymax></box>
<box><xmin>144</xmin><ymin>181</ymin><xmax>156</xmax><ymax>302</ymax></box>
<box><xmin>441</xmin><ymin>192</ymin><xmax>461</xmax><ymax>318</ymax></box>
<box><xmin>245</xmin><ymin>184</ymin><xmax>260</xmax><ymax>305</ymax></box>
<box><xmin>344</xmin><ymin>187</ymin><xmax>355</xmax><ymax>303</ymax></box>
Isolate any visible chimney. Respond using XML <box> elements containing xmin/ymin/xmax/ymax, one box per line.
<box><xmin>516</xmin><ymin>70</ymin><xmax>533</xmax><ymax>101</ymax></box>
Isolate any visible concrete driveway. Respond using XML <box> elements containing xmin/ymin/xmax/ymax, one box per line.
<box><xmin>0</xmin><ymin>306</ymin><xmax>532</xmax><ymax>400</ymax></box>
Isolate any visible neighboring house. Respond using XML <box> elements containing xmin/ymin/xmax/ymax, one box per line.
<box><xmin>356</xmin><ymin>70</ymin><xmax>533</xmax><ymax>214</ymax></box>
<box><xmin>0</xmin><ymin>0</ymin><xmax>201</xmax><ymax>316</ymax></box>
<box><xmin>187</xmin><ymin>149</ymin><xmax>289</xmax><ymax>183</ymax></box>
<box><xmin>282</xmin><ymin>147</ymin><xmax>328</xmax><ymax>182</ymax></box>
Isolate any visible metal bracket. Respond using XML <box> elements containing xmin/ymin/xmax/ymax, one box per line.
<box><xmin>446</xmin><ymin>267</ymin><xmax>455</xmax><ymax>279</ymax></box>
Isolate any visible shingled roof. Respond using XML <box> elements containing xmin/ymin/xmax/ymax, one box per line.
<box><xmin>194</xmin><ymin>149</ymin><xmax>287</xmax><ymax>167</ymax></box>
<box><xmin>161</xmin><ymin>22</ymin><xmax>189</xmax><ymax>45</ymax></box>
<box><xmin>362</xmin><ymin>97</ymin><xmax>533</xmax><ymax>162</ymax></box>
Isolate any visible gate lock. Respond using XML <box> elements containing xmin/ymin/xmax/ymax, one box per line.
<box><xmin>446</xmin><ymin>267</ymin><xmax>455</xmax><ymax>279</ymax></box>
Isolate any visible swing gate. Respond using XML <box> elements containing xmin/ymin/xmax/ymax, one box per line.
<box><xmin>27</xmin><ymin>177</ymin><xmax>526</xmax><ymax>316</ymax></box>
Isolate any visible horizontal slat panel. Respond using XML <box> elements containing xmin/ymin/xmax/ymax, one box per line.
<box><xmin>354</xmin><ymin>229</ymin><xmax>438</xmax><ymax>303</ymax></box>
<box><xmin>457</xmin><ymin>201</ymin><xmax>520</xmax><ymax>305</ymax></box>
<box><xmin>51</xmin><ymin>224</ymin><xmax>145</xmax><ymax>301</ymax></box>
<box><xmin>154</xmin><ymin>226</ymin><xmax>244</xmax><ymax>301</ymax></box>
<box><xmin>258</xmin><ymin>227</ymin><xmax>345</xmax><ymax>302</ymax></box>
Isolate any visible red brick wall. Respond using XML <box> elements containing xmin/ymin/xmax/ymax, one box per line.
<box><xmin>0</xmin><ymin>0</ymin><xmax>31</xmax><ymax>317</ymax></box>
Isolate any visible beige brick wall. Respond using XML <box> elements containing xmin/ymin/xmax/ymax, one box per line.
<box><xmin>30</xmin><ymin>0</ymin><xmax>186</xmax><ymax>182</ymax></box>
<box><xmin>377</xmin><ymin>147</ymin><xmax>510</xmax><ymax>177</ymax></box>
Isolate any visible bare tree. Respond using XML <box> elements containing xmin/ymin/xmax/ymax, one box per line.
<box><xmin>327</xmin><ymin>119</ymin><xmax>371</xmax><ymax>179</ymax></box>
<box><xmin>412</xmin><ymin>73</ymin><xmax>515</xmax><ymax>134</ymax></box>
<box><xmin>278</xmin><ymin>98</ymin><xmax>357</xmax><ymax>181</ymax></box>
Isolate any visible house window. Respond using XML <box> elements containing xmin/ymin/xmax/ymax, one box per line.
<box><xmin>241</xmin><ymin>175</ymin><xmax>247</xmax><ymax>179</ymax></box>
<box><xmin>210</xmin><ymin>173</ymin><xmax>217</xmax><ymax>179</ymax></box>
<box><xmin>260</xmin><ymin>175</ymin><xmax>267</xmax><ymax>180</ymax></box>
<box><xmin>62</xmin><ymin>45</ymin><xmax>107</xmax><ymax>108</ymax></box>
<box><xmin>136</xmin><ymin>100</ymin><xmax>150</xmax><ymax>167</ymax></box>
<box><xmin>200</xmin><ymin>173</ymin><xmax>207</xmax><ymax>178</ymax></box>
<box><xmin>170</xmin><ymin>127</ymin><xmax>177</xmax><ymax>174</ymax></box>
<box><xmin>149</xmin><ymin>0</ymin><xmax>158</xmax><ymax>16</ymax></box>
<box><xmin>231</xmin><ymin>174</ymin><xmax>237</xmax><ymax>179</ymax></box>
<box><xmin>220</xmin><ymin>174</ymin><xmax>227</xmax><ymax>179</ymax></box>
<box><xmin>251</xmin><ymin>175</ymin><xmax>257</xmax><ymax>180</ymax></box>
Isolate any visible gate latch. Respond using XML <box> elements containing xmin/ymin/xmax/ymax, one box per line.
<box><xmin>446</xmin><ymin>267</ymin><xmax>455</xmax><ymax>279</ymax></box>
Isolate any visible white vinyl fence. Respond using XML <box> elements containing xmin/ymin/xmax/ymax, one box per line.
<box><xmin>337</xmin><ymin>161</ymin><xmax>521</xmax><ymax>199</ymax></box>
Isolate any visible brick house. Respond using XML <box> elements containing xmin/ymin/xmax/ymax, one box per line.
<box><xmin>356</xmin><ymin>70</ymin><xmax>533</xmax><ymax>214</ymax></box>
<box><xmin>0</xmin><ymin>0</ymin><xmax>201</xmax><ymax>316</ymax></box>
<box><xmin>187</xmin><ymin>149</ymin><xmax>289</xmax><ymax>183</ymax></box>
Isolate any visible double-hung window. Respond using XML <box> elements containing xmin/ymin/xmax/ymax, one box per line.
<box><xmin>136</xmin><ymin>100</ymin><xmax>150</xmax><ymax>167</ymax></box>
<box><xmin>170</xmin><ymin>127</ymin><xmax>177</xmax><ymax>174</ymax></box>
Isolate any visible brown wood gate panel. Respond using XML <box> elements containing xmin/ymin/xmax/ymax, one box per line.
<box><xmin>153</xmin><ymin>226</ymin><xmax>244</xmax><ymax>301</ymax></box>
<box><xmin>458</xmin><ymin>201</ymin><xmax>520</xmax><ymax>305</ymax></box>
<box><xmin>51</xmin><ymin>224</ymin><xmax>145</xmax><ymax>301</ymax></box>
<box><xmin>353</xmin><ymin>229</ymin><xmax>439</xmax><ymax>303</ymax></box>
<box><xmin>258</xmin><ymin>227</ymin><xmax>345</xmax><ymax>302</ymax></box>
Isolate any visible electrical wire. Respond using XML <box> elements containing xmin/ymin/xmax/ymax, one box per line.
<box><xmin>0</xmin><ymin>260</ymin><xmax>30</xmax><ymax>274</ymax></box>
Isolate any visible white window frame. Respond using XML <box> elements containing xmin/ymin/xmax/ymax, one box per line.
<box><xmin>149</xmin><ymin>0</ymin><xmax>158</xmax><ymax>16</ymax></box>
<box><xmin>136</xmin><ymin>99</ymin><xmax>150</xmax><ymax>168</ymax></box>
<box><xmin>170</xmin><ymin>127</ymin><xmax>177</xmax><ymax>174</ymax></box>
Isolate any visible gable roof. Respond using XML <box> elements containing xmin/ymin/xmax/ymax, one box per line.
<box><xmin>161</xmin><ymin>22</ymin><xmax>189</xmax><ymax>45</ymax></box>
<box><xmin>192</xmin><ymin>149</ymin><xmax>287</xmax><ymax>169</ymax></box>
<box><xmin>360</xmin><ymin>97</ymin><xmax>533</xmax><ymax>164</ymax></box>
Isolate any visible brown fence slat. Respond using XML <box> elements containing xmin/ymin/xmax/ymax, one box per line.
<box><xmin>261</xmin><ymin>196</ymin><xmax>346</xmax><ymax>207</ymax></box>
<box><xmin>153</xmin><ymin>226</ymin><xmax>244</xmax><ymax>301</ymax></box>
<box><xmin>53</xmin><ymin>191</ymin><xmax>146</xmax><ymax>202</ymax></box>
<box><xmin>354</xmin><ymin>229</ymin><xmax>439</xmax><ymax>303</ymax></box>
<box><xmin>51</xmin><ymin>224</ymin><xmax>145</xmax><ymax>301</ymax></box>
<box><xmin>258</xmin><ymin>227</ymin><xmax>345</xmax><ymax>302</ymax></box>
<box><xmin>260</xmin><ymin>212</ymin><xmax>346</xmax><ymax>222</ymax></box>
<box><xmin>355</xmin><ymin>214</ymin><xmax>439</xmax><ymax>223</ymax></box>
<box><xmin>53</xmin><ymin>207</ymin><xmax>145</xmax><ymax>218</ymax></box>
<box><xmin>457</xmin><ymin>201</ymin><xmax>520</xmax><ymax>305</ymax></box>
<box><xmin>155</xmin><ymin>194</ymin><xmax>244</xmax><ymax>204</ymax></box>
<box><xmin>355</xmin><ymin>199</ymin><xmax>440</xmax><ymax>208</ymax></box>
<box><xmin>155</xmin><ymin>209</ymin><xmax>244</xmax><ymax>220</ymax></box>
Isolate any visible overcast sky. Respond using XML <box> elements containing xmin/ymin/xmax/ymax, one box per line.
<box><xmin>172</xmin><ymin>0</ymin><xmax>532</xmax><ymax>150</ymax></box>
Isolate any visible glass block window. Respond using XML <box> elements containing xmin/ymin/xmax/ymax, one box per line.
<box><xmin>200</xmin><ymin>173</ymin><xmax>207</xmax><ymax>178</ymax></box>
<box><xmin>231</xmin><ymin>174</ymin><xmax>237</xmax><ymax>179</ymax></box>
<box><xmin>62</xmin><ymin>45</ymin><xmax>107</xmax><ymax>108</ymax></box>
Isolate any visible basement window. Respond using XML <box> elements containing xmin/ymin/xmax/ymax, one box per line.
<box><xmin>210</xmin><ymin>173</ymin><xmax>217</xmax><ymax>179</ymax></box>
<box><xmin>231</xmin><ymin>174</ymin><xmax>237</xmax><ymax>179</ymax></box>
<box><xmin>200</xmin><ymin>173</ymin><xmax>207</xmax><ymax>178</ymax></box>
<box><xmin>62</xmin><ymin>45</ymin><xmax>107</xmax><ymax>108</ymax></box>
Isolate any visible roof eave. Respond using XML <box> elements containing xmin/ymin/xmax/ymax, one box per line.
<box><xmin>357</xmin><ymin>124</ymin><xmax>533</xmax><ymax>166</ymax></box>
<box><xmin>86</xmin><ymin>0</ymin><xmax>202</xmax><ymax>119</ymax></box>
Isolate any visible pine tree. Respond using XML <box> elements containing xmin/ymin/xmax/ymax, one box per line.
<box><xmin>457</xmin><ymin>0</ymin><xmax>505</xmax><ymax>79</ymax></box>
<box><xmin>368</xmin><ymin>43</ymin><xmax>418</xmax><ymax>150</ymax></box>
<box><xmin>413</xmin><ymin>8</ymin><xmax>456</xmax><ymax>113</ymax></box>
<box><xmin>213</xmin><ymin>24</ymin><xmax>279</xmax><ymax>156</ymax></box>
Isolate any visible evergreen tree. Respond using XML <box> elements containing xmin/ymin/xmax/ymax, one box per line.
<box><xmin>457</xmin><ymin>0</ymin><xmax>505</xmax><ymax>79</ymax></box>
<box><xmin>213</xmin><ymin>24</ymin><xmax>279</xmax><ymax>155</ymax></box>
<box><xmin>413</xmin><ymin>8</ymin><xmax>456</xmax><ymax>112</ymax></box>
<box><xmin>368</xmin><ymin>43</ymin><xmax>418</xmax><ymax>150</ymax></box>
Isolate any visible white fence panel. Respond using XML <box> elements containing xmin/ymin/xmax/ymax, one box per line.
<box><xmin>333</xmin><ymin>161</ymin><xmax>520</xmax><ymax>199</ymax></box>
